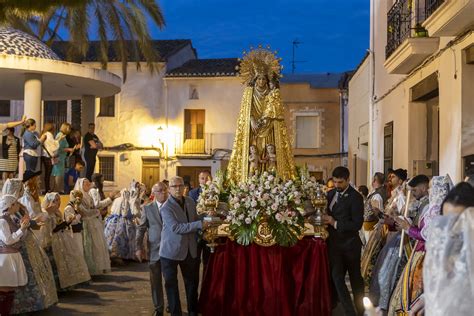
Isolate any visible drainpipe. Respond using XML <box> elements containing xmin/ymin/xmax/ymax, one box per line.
<box><xmin>340</xmin><ymin>90</ymin><xmax>345</xmax><ymax>165</ymax></box>
<box><xmin>163</xmin><ymin>76</ymin><xmax>169</xmax><ymax>180</ymax></box>
<box><xmin>340</xmin><ymin>88</ymin><xmax>348</xmax><ymax>167</ymax></box>
<box><xmin>368</xmin><ymin>0</ymin><xmax>376</xmax><ymax>190</ymax></box>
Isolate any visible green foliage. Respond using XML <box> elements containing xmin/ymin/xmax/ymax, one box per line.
<box><xmin>1</xmin><ymin>0</ymin><xmax>165</xmax><ymax>82</ymax></box>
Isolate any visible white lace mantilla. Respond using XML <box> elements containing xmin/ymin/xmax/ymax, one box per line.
<box><xmin>424</xmin><ymin>208</ymin><xmax>474</xmax><ymax>315</ymax></box>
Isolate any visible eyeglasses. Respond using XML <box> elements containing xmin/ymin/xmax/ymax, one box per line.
<box><xmin>170</xmin><ymin>184</ymin><xmax>185</xmax><ymax>189</ymax></box>
<box><xmin>152</xmin><ymin>190</ymin><xmax>167</xmax><ymax>194</ymax></box>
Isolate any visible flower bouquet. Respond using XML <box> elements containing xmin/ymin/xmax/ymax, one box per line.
<box><xmin>227</xmin><ymin>171</ymin><xmax>305</xmax><ymax>247</ymax></box>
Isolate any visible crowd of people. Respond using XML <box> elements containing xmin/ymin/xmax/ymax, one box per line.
<box><xmin>2</xmin><ymin>117</ymin><xmax>474</xmax><ymax>316</ymax></box>
<box><xmin>322</xmin><ymin>166</ymin><xmax>474</xmax><ymax>316</ymax></box>
<box><xmin>0</xmin><ymin>115</ymin><xmax>215</xmax><ymax>316</ymax></box>
<box><xmin>0</xmin><ymin>116</ymin><xmax>102</xmax><ymax>192</ymax></box>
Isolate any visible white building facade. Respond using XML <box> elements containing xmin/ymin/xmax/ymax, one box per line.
<box><xmin>347</xmin><ymin>55</ymin><xmax>370</xmax><ymax>186</ymax></box>
<box><xmin>89</xmin><ymin>48</ymin><xmax>244</xmax><ymax>190</ymax></box>
<box><xmin>349</xmin><ymin>0</ymin><xmax>474</xmax><ymax>184</ymax></box>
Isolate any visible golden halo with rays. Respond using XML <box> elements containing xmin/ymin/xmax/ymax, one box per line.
<box><xmin>236</xmin><ymin>45</ymin><xmax>283</xmax><ymax>85</ymax></box>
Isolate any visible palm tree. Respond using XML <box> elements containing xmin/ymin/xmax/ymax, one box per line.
<box><xmin>1</xmin><ymin>0</ymin><xmax>165</xmax><ymax>81</ymax></box>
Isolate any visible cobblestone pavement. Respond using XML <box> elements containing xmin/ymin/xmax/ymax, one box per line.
<box><xmin>33</xmin><ymin>261</ymin><xmax>168</xmax><ymax>316</ymax></box>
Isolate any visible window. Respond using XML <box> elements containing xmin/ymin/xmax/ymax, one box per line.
<box><xmin>189</xmin><ymin>85</ymin><xmax>199</xmax><ymax>99</ymax></box>
<box><xmin>99</xmin><ymin>95</ymin><xmax>115</xmax><ymax>117</ymax></box>
<box><xmin>295</xmin><ymin>115</ymin><xmax>321</xmax><ymax>148</ymax></box>
<box><xmin>184</xmin><ymin>109</ymin><xmax>205</xmax><ymax>140</ymax></box>
<box><xmin>44</xmin><ymin>101</ymin><xmax>67</xmax><ymax>131</ymax></box>
<box><xmin>0</xmin><ymin>100</ymin><xmax>11</xmax><ymax>117</ymax></box>
<box><xmin>384</xmin><ymin>122</ymin><xmax>394</xmax><ymax>175</ymax></box>
<box><xmin>99</xmin><ymin>156</ymin><xmax>115</xmax><ymax>182</ymax></box>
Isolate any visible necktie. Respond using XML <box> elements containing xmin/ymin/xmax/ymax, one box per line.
<box><xmin>333</xmin><ymin>192</ymin><xmax>340</xmax><ymax>209</ymax></box>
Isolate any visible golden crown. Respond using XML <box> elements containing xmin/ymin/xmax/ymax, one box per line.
<box><xmin>236</xmin><ymin>45</ymin><xmax>283</xmax><ymax>85</ymax></box>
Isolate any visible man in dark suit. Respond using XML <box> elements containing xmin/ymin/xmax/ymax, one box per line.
<box><xmin>188</xmin><ymin>170</ymin><xmax>211</xmax><ymax>203</ymax></box>
<box><xmin>188</xmin><ymin>170</ymin><xmax>212</xmax><ymax>270</ymax></box>
<box><xmin>136</xmin><ymin>181</ymin><xmax>169</xmax><ymax>316</ymax></box>
<box><xmin>323</xmin><ymin>166</ymin><xmax>364</xmax><ymax>316</ymax></box>
<box><xmin>160</xmin><ymin>176</ymin><xmax>214</xmax><ymax>316</ymax></box>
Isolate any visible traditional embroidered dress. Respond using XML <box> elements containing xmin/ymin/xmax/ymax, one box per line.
<box><xmin>369</xmin><ymin>194</ymin><xmax>429</xmax><ymax>311</ymax></box>
<box><xmin>40</xmin><ymin>193</ymin><xmax>91</xmax><ymax>290</ymax></box>
<box><xmin>2</xmin><ymin>181</ymin><xmax>58</xmax><ymax>314</ymax></box>
<box><xmin>389</xmin><ymin>176</ymin><xmax>452</xmax><ymax>315</ymax></box>
<box><xmin>104</xmin><ymin>188</ymin><xmax>136</xmax><ymax>259</ymax></box>
<box><xmin>361</xmin><ymin>185</ymin><xmax>405</xmax><ymax>287</ymax></box>
<box><xmin>363</xmin><ymin>187</ymin><xmax>386</xmax><ymax>243</ymax></box>
<box><xmin>74</xmin><ymin>178</ymin><xmax>112</xmax><ymax>275</ymax></box>
<box><xmin>423</xmin><ymin>207</ymin><xmax>474</xmax><ymax>316</ymax></box>
<box><xmin>130</xmin><ymin>182</ymin><xmax>148</xmax><ymax>261</ymax></box>
<box><xmin>0</xmin><ymin>213</ymin><xmax>27</xmax><ymax>287</ymax></box>
<box><xmin>0</xmin><ymin>202</ymin><xmax>28</xmax><ymax>316</ymax></box>
<box><xmin>63</xmin><ymin>199</ymin><xmax>85</xmax><ymax>255</ymax></box>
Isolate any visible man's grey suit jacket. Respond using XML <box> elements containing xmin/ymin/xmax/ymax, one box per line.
<box><xmin>159</xmin><ymin>196</ymin><xmax>202</xmax><ymax>261</ymax></box>
<box><xmin>136</xmin><ymin>201</ymin><xmax>163</xmax><ymax>262</ymax></box>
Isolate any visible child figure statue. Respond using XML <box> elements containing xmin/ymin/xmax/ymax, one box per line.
<box><xmin>264</xmin><ymin>143</ymin><xmax>277</xmax><ymax>172</ymax></box>
<box><xmin>249</xmin><ymin>145</ymin><xmax>260</xmax><ymax>176</ymax></box>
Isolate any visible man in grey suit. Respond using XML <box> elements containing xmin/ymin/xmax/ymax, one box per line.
<box><xmin>160</xmin><ymin>176</ymin><xmax>214</xmax><ymax>316</ymax></box>
<box><xmin>136</xmin><ymin>182</ymin><xmax>168</xmax><ymax>316</ymax></box>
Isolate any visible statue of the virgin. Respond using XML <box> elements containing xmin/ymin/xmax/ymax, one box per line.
<box><xmin>227</xmin><ymin>47</ymin><xmax>296</xmax><ymax>184</ymax></box>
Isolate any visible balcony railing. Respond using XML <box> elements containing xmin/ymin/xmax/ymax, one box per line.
<box><xmin>386</xmin><ymin>0</ymin><xmax>413</xmax><ymax>59</ymax></box>
<box><xmin>173</xmin><ymin>133</ymin><xmax>235</xmax><ymax>156</ymax></box>
<box><xmin>425</xmin><ymin>0</ymin><xmax>445</xmax><ymax>20</ymax></box>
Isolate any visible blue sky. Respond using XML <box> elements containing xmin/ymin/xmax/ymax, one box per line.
<box><xmin>152</xmin><ymin>0</ymin><xmax>369</xmax><ymax>73</ymax></box>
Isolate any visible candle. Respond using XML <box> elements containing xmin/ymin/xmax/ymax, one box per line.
<box><xmin>363</xmin><ymin>297</ymin><xmax>376</xmax><ymax>316</ymax></box>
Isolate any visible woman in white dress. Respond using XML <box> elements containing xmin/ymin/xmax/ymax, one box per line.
<box><xmin>74</xmin><ymin>178</ymin><xmax>117</xmax><ymax>275</ymax></box>
<box><xmin>131</xmin><ymin>181</ymin><xmax>149</xmax><ymax>260</ymax></box>
<box><xmin>40</xmin><ymin>192</ymin><xmax>91</xmax><ymax>290</ymax></box>
<box><xmin>424</xmin><ymin>182</ymin><xmax>474</xmax><ymax>316</ymax></box>
<box><xmin>0</xmin><ymin>194</ymin><xmax>28</xmax><ymax>316</ymax></box>
<box><xmin>63</xmin><ymin>190</ymin><xmax>86</xmax><ymax>255</ymax></box>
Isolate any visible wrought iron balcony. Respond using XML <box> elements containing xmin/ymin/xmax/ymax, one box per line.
<box><xmin>422</xmin><ymin>0</ymin><xmax>473</xmax><ymax>37</ymax></box>
<box><xmin>425</xmin><ymin>0</ymin><xmax>445</xmax><ymax>20</ymax></box>
<box><xmin>384</xmin><ymin>0</ymin><xmax>440</xmax><ymax>74</ymax></box>
<box><xmin>386</xmin><ymin>0</ymin><xmax>413</xmax><ymax>59</ymax></box>
<box><xmin>172</xmin><ymin>133</ymin><xmax>235</xmax><ymax>156</ymax></box>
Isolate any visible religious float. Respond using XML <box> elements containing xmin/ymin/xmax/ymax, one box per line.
<box><xmin>198</xmin><ymin>47</ymin><xmax>332</xmax><ymax>316</ymax></box>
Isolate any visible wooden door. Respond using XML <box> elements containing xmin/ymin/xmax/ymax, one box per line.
<box><xmin>142</xmin><ymin>158</ymin><xmax>160</xmax><ymax>194</ymax></box>
<box><xmin>176</xmin><ymin>166</ymin><xmax>211</xmax><ymax>189</ymax></box>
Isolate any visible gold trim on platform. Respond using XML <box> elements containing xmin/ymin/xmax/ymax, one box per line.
<box><xmin>254</xmin><ymin>220</ymin><xmax>276</xmax><ymax>247</ymax></box>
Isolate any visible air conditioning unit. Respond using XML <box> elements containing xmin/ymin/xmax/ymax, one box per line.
<box><xmin>413</xmin><ymin>160</ymin><xmax>436</xmax><ymax>177</ymax></box>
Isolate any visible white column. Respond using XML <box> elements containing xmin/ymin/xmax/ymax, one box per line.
<box><xmin>24</xmin><ymin>74</ymin><xmax>43</xmax><ymax>128</ymax></box>
<box><xmin>81</xmin><ymin>95</ymin><xmax>96</xmax><ymax>135</ymax></box>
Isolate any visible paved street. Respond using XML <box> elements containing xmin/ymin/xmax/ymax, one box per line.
<box><xmin>31</xmin><ymin>260</ymin><xmax>345</xmax><ymax>316</ymax></box>
<box><xmin>34</xmin><ymin>262</ymin><xmax>158</xmax><ymax>316</ymax></box>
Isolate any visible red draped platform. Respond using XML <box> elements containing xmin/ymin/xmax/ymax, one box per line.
<box><xmin>199</xmin><ymin>237</ymin><xmax>332</xmax><ymax>316</ymax></box>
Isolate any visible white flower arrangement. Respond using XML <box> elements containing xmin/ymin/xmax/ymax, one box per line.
<box><xmin>227</xmin><ymin>171</ymin><xmax>306</xmax><ymax>246</ymax></box>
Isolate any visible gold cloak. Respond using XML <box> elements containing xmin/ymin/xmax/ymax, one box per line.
<box><xmin>227</xmin><ymin>86</ymin><xmax>296</xmax><ymax>185</ymax></box>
